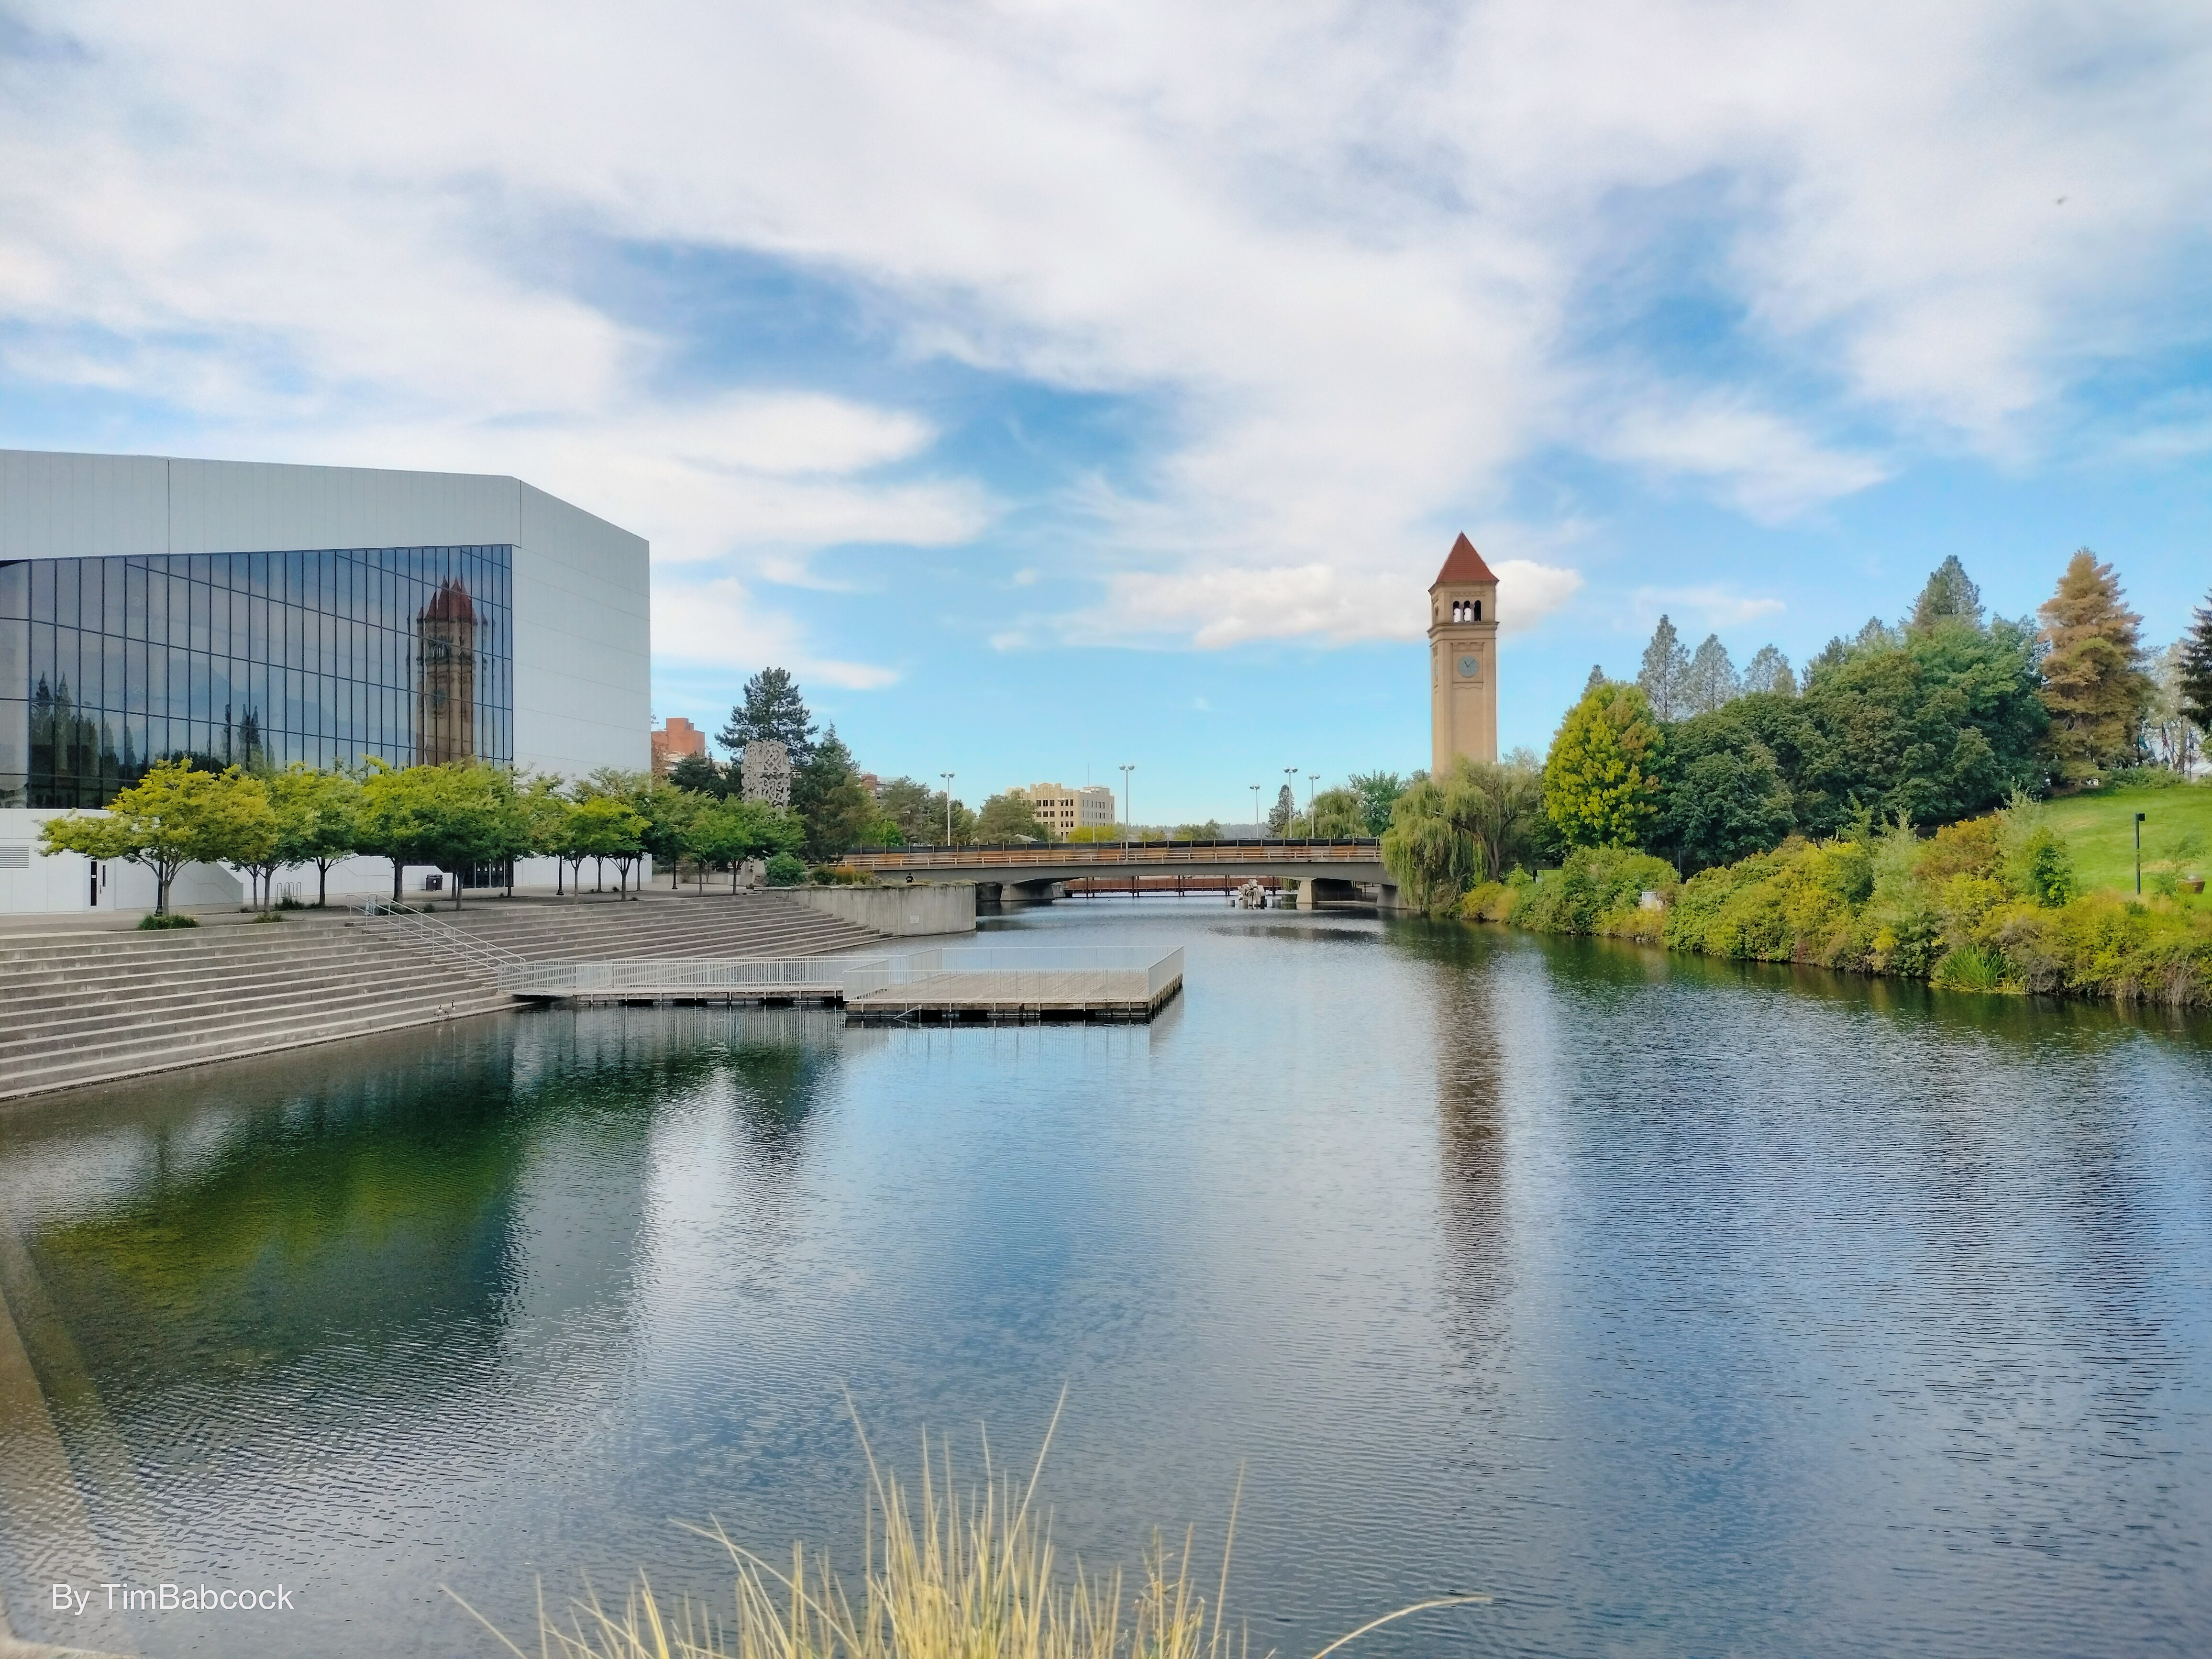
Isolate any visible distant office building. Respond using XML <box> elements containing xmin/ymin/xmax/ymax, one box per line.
<box><xmin>1</xmin><ymin>448</ymin><xmax>649</xmax><ymax>912</ymax></box>
<box><xmin>1024</xmin><ymin>781</ymin><xmax>1117</xmax><ymax>835</ymax></box>
<box><xmin>650</xmin><ymin>715</ymin><xmax>707</xmax><ymax>777</ymax></box>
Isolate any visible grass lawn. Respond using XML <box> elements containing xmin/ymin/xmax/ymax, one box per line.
<box><xmin>2041</xmin><ymin>782</ymin><xmax>2212</xmax><ymax>905</ymax></box>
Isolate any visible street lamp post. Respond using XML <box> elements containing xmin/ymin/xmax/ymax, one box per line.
<box><xmin>1119</xmin><ymin>763</ymin><xmax>1136</xmax><ymax>846</ymax></box>
<box><xmin>1282</xmin><ymin>766</ymin><xmax>1297</xmax><ymax>837</ymax></box>
<box><xmin>2137</xmin><ymin>811</ymin><xmax>2147</xmax><ymax>895</ymax></box>
<box><xmin>1250</xmin><ymin>785</ymin><xmax>1261</xmax><ymax>831</ymax></box>
<box><xmin>941</xmin><ymin>773</ymin><xmax>955</xmax><ymax>846</ymax></box>
<box><xmin>1307</xmin><ymin>772</ymin><xmax>1319</xmax><ymax>835</ymax></box>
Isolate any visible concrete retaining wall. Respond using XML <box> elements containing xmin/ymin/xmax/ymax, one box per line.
<box><xmin>792</xmin><ymin>884</ymin><xmax>975</xmax><ymax>937</ymax></box>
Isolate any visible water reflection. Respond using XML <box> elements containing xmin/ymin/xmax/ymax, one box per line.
<box><xmin>0</xmin><ymin>915</ymin><xmax>2206</xmax><ymax>1659</ymax></box>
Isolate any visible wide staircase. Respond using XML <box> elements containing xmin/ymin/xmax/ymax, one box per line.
<box><xmin>0</xmin><ymin>892</ymin><xmax>887</xmax><ymax>1104</ymax></box>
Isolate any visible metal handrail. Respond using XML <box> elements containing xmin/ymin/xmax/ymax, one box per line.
<box><xmin>356</xmin><ymin>898</ymin><xmax>528</xmax><ymax>976</ymax></box>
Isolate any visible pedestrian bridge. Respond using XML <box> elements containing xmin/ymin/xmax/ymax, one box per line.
<box><xmin>841</xmin><ymin>839</ymin><xmax>1397</xmax><ymax>905</ymax></box>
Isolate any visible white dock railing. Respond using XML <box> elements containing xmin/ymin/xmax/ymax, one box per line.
<box><xmin>496</xmin><ymin>956</ymin><xmax>867</xmax><ymax>997</ymax></box>
<box><xmin>494</xmin><ymin>946</ymin><xmax>1183</xmax><ymax>1007</ymax></box>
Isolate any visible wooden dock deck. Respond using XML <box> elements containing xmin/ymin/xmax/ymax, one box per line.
<box><xmin>498</xmin><ymin>947</ymin><xmax>1183</xmax><ymax>1024</ymax></box>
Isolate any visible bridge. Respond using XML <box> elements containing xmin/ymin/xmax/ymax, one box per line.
<box><xmin>841</xmin><ymin>839</ymin><xmax>1399</xmax><ymax>906</ymax></box>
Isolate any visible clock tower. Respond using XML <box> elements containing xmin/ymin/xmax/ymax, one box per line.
<box><xmin>1428</xmin><ymin>532</ymin><xmax>1499</xmax><ymax>773</ymax></box>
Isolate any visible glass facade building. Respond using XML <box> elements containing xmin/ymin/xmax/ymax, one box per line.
<box><xmin>0</xmin><ymin>545</ymin><xmax>513</xmax><ymax>809</ymax></box>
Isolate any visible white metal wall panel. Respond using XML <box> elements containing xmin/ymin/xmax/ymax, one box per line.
<box><xmin>166</xmin><ymin>457</ymin><xmax>520</xmax><ymax>553</ymax></box>
<box><xmin>0</xmin><ymin>450</ymin><xmax>170</xmax><ymax>559</ymax></box>
<box><xmin>513</xmin><ymin>483</ymin><xmax>652</xmax><ymax>779</ymax></box>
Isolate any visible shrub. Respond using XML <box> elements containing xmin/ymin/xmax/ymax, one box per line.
<box><xmin>250</xmin><ymin>909</ymin><xmax>286</xmax><ymax>924</ymax></box>
<box><xmin>764</xmin><ymin>851</ymin><xmax>806</xmax><ymax>887</ymax></box>
<box><xmin>1459</xmin><ymin>880</ymin><xmax>1518</xmax><ymax>922</ymax></box>
<box><xmin>275</xmin><ymin>894</ymin><xmax>308</xmax><ymax>910</ymax></box>
<box><xmin>137</xmin><ymin>912</ymin><xmax>199</xmax><ymax>929</ymax></box>
<box><xmin>1932</xmin><ymin>944</ymin><xmax>2011</xmax><ymax>992</ymax></box>
<box><xmin>1515</xmin><ymin>845</ymin><xmax>1677</xmax><ymax>935</ymax></box>
<box><xmin>807</xmin><ymin>862</ymin><xmax>874</xmax><ymax>886</ymax></box>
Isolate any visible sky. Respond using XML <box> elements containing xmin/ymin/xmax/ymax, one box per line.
<box><xmin>2</xmin><ymin>1</ymin><xmax>2208</xmax><ymax>824</ymax></box>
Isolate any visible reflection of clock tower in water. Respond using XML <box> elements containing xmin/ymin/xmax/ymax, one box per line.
<box><xmin>1428</xmin><ymin>532</ymin><xmax>1498</xmax><ymax>772</ymax></box>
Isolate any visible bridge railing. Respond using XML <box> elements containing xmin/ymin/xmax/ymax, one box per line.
<box><xmin>842</xmin><ymin>840</ymin><xmax>1382</xmax><ymax>871</ymax></box>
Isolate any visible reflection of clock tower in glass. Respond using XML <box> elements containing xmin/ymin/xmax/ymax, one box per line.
<box><xmin>415</xmin><ymin>579</ymin><xmax>478</xmax><ymax>766</ymax></box>
<box><xmin>1427</xmin><ymin>532</ymin><xmax>1498</xmax><ymax>772</ymax></box>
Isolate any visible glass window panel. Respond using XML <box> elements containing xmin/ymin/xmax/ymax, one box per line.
<box><xmin>0</xmin><ymin>616</ymin><xmax>23</xmax><ymax>702</ymax></box>
<box><xmin>102</xmin><ymin>558</ymin><xmax>127</xmax><ymax>637</ymax></box>
<box><xmin>188</xmin><ymin>553</ymin><xmax>210</xmax><ymax>585</ymax></box>
<box><xmin>188</xmin><ymin>582</ymin><xmax>210</xmax><ymax>653</ymax></box>
<box><xmin>30</xmin><ymin>560</ymin><xmax>55</xmax><ymax>626</ymax></box>
<box><xmin>248</xmin><ymin>551</ymin><xmax>269</xmax><ymax>597</ymax></box>
<box><xmin>54</xmin><ymin>561</ymin><xmax>78</xmax><ymax>630</ymax></box>
<box><xmin>0</xmin><ymin>561</ymin><xmax>24</xmax><ymax>620</ymax></box>
<box><xmin>103</xmin><ymin>634</ymin><xmax>124</xmax><ymax>714</ymax></box>
<box><xmin>124</xmin><ymin>563</ymin><xmax>147</xmax><ymax>639</ymax></box>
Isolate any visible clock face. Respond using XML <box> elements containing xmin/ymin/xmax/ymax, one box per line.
<box><xmin>1457</xmin><ymin>654</ymin><xmax>1481</xmax><ymax>679</ymax></box>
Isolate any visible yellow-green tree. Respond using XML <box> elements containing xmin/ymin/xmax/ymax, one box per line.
<box><xmin>2038</xmin><ymin>549</ymin><xmax>2153</xmax><ymax>783</ymax></box>
<box><xmin>269</xmin><ymin>765</ymin><xmax>364</xmax><ymax>907</ymax></box>
<box><xmin>37</xmin><ymin>760</ymin><xmax>273</xmax><ymax>915</ymax></box>
<box><xmin>1543</xmin><ymin>682</ymin><xmax>1667</xmax><ymax>848</ymax></box>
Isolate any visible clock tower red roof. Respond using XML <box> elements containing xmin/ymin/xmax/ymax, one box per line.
<box><xmin>1430</xmin><ymin>532</ymin><xmax>1497</xmax><ymax>588</ymax></box>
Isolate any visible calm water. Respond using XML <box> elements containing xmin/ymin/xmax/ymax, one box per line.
<box><xmin>2</xmin><ymin>904</ymin><xmax>2209</xmax><ymax>1657</ymax></box>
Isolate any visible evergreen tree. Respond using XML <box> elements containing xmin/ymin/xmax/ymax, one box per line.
<box><xmin>717</xmin><ymin>668</ymin><xmax>818</xmax><ymax>771</ymax></box>
<box><xmin>790</xmin><ymin>725</ymin><xmax>875</xmax><ymax>861</ymax></box>
<box><xmin>1636</xmin><ymin>616</ymin><xmax>1690</xmax><ymax>720</ymax></box>
<box><xmin>1742</xmin><ymin>644</ymin><xmax>1795</xmax><ymax>697</ymax></box>
<box><xmin>1268</xmin><ymin>783</ymin><xmax>1295</xmax><ymax>835</ymax></box>
<box><xmin>2037</xmin><ymin>549</ymin><xmax>2153</xmax><ymax>783</ymax></box>
<box><xmin>667</xmin><ymin>752</ymin><xmax>730</xmax><ymax>798</ymax></box>
<box><xmin>2179</xmin><ymin>587</ymin><xmax>2212</xmax><ymax>733</ymax></box>
<box><xmin>1582</xmin><ymin>663</ymin><xmax>1607</xmax><ymax>695</ymax></box>
<box><xmin>1910</xmin><ymin>555</ymin><xmax>1984</xmax><ymax>632</ymax></box>
<box><xmin>1682</xmin><ymin>634</ymin><xmax>1740</xmax><ymax>717</ymax></box>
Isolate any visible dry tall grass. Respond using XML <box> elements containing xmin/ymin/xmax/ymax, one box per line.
<box><xmin>450</xmin><ymin>1397</ymin><xmax>1485</xmax><ymax>1659</ymax></box>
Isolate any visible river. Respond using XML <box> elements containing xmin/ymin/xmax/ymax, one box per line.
<box><xmin>0</xmin><ymin>902</ymin><xmax>2207</xmax><ymax>1657</ymax></box>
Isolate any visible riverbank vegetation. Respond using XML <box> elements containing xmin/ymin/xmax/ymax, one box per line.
<box><xmin>458</xmin><ymin>1412</ymin><xmax>1485</xmax><ymax>1659</ymax></box>
<box><xmin>1389</xmin><ymin>554</ymin><xmax>2212</xmax><ymax>1008</ymax></box>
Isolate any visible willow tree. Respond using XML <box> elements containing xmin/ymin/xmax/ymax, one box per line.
<box><xmin>1381</xmin><ymin>757</ymin><xmax>1546</xmax><ymax>914</ymax></box>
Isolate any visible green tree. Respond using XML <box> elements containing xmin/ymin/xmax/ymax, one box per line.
<box><xmin>1910</xmin><ymin>555</ymin><xmax>1984</xmax><ymax>632</ymax></box>
<box><xmin>1636</xmin><ymin>615</ymin><xmax>1690</xmax><ymax>720</ymax></box>
<box><xmin>635</xmin><ymin>782</ymin><xmax>708</xmax><ymax>890</ymax></box>
<box><xmin>1300</xmin><ymin>787</ymin><xmax>1369</xmax><ymax>839</ymax></box>
<box><xmin>219</xmin><ymin>771</ymin><xmax>286</xmax><ymax>909</ymax></box>
<box><xmin>667</xmin><ymin>752</ymin><xmax>731</xmax><ymax>798</ymax></box>
<box><xmin>1660</xmin><ymin>743</ymin><xmax>1795</xmax><ymax>872</ymax></box>
<box><xmin>1267</xmin><ymin>784</ymin><xmax>1294</xmax><ymax>835</ymax></box>
<box><xmin>691</xmin><ymin>797</ymin><xmax>805</xmax><ymax>890</ymax></box>
<box><xmin>1741</xmin><ymin>644</ymin><xmax>1795</xmax><ymax>697</ymax></box>
<box><xmin>1682</xmin><ymin>634</ymin><xmax>1740</xmax><ymax>717</ymax></box>
<box><xmin>2037</xmin><ymin>549</ymin><xmax>2153</xmax><ymax>784</ymax></box>
<box><xmin>974</xmin><ymin>791</ymin><xmax>1052</xmax><ymax>843</ymax></box>
<box><xmin>717</xmin><ymin>667</ymin><xmax>818</xmax><ymax>771</ymax></box>
<box><xmin>556</xmin><ymin>795</ymin><xmax>647</xmax><ymax>896</ymax></box>
<box><xmin>1543</xmin><ymin>683</ymin><xmax>1667</xmax><ymax>848</ymax></box>
<box><xmin>1795</xmin><ymin>622</ymin><xmax>2046</xmax><ymax>824</ymax></box>
<box><xmin>411</xmin><ymin>764</ymin><xmax>534</xmax><ymax>908</ymax></box>
<box><xmin>1173</xmin><ymin>819</ymin><xmax>1225</xmax><ymax>840</ymax></box>
<box><xmin>267</xmin><ymin>764</ymin><xmax>363</xmax><ymax>907</ymax></box>
<box><xmin>874</xmin><ymin>777</ymin><xmax>941</xmax><ymax>845</ymax></box>
<box><xmin>791</xmin><ymin>725</ymin><xmax>876</xmax><ymax>861</ymax></box>
<box><xmin>1381</xmin><ymin>757</ymin><xmax>1545</xmax><ymax>914</ymax></box>
<box><xmin>38</xmin><ymin>759</ymin><xmax>266</xmax><ymax>915</ymax></box>
<box><xmin>1345</xmin><ymin>771</ymin><xmax>1405</xmax><ymax>837</ymax></box>
<box><xmin>2174</xmin><ymin>586</ymin><xmax>2212</xmax><ymax>734</ymax></box>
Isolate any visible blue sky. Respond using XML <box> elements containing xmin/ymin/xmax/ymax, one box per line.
<box><xmin>2</xmin><ymin>1</ymin><xmax>2208</xmax><ymax>823</ymax></box>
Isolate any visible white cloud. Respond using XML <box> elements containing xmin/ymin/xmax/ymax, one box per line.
<box><xmin>0</xmin><ymin>0</ymin><xmax>2205</xmax><ymax>656</ymax></box>
<box><xmin>652</xmin><ymin>576</ymin><xmax>898</xmax><ymax>690</ymax></box>
<box><xmin>1635</xmin><ymin>586</ymin><xmax>1789</xmax><ymax>630</ymax></box>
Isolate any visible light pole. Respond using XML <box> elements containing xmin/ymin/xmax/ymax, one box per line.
<box><xmin>1119</xmin><ymin>763</ymin><xmax>1136</xmax><ymax>845</ymax></box>
<box><xmin>941</xmin><ymin>772</ymin><xmax>955</xmax><ymax>846</ymax></box>
<box><xmin>2136</xmin><ymin>811</ymin><xmax>2147</xmax><ymax>895</ymax></box>
<box><xmin>1250</xmin><ymin>785</ymin><xmax>1261</xmax><ymax>832</ymax></box>
<box><xmin>1282</xmin><ymin>766</ymin><xmax>1297</xmax><ymax>838</ymax></box>
<box><xmin>1307</xmin><ymin>772</ymin><xmax>1319</xmax><ymax>836</ymax></box>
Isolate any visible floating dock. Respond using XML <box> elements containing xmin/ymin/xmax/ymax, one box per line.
<box><xmin>498</xmin><ymin>947</ymin><xmax>1183</xmax><ymax>1024</ymax></box>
